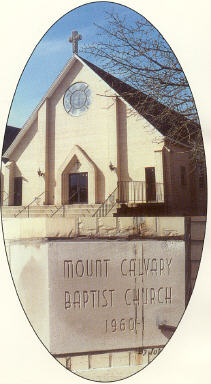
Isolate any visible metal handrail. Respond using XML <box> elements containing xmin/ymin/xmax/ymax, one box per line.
<box><xmin>118</xmin><ymin>181</ymin><xmax>145</xmax><ymax>204</ymax></box>
<box><xmin>69</xmin><ymin>190</ymin><xmax>80</xmax><ymax>204</ymax></box>
<box><xmin>93</xmin><ymin>180</ymin><xmax>164</xmax><ymax>217</ymax></box>
<box><xmin>50</xmin><ymin>190</ymin><xmax>78</xmax><ymax>217</ymax></box>
<box><xmin>118</xmin><ymin>180</ymin><xmax>164</xmax><ymax>203</ymax></box>
<box><xmin>14</xmin><ymin>191</ymin><xmax>46</xmax><ymax>218</ymax></box>
<box><xmin>51</xmin><ymin>204</ymin><xmax>65</xmax><ymax>218</ymax></box>
<box><xmin>93</xmin><ymin>186</ymin><xmax>118</xmax><ymax>217</ymax></box>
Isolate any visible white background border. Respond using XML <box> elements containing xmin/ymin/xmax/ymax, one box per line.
<box><xmin>0</xmin><ymin>1</ymin><xmax>211</xmax><ymax>383</ymax></box>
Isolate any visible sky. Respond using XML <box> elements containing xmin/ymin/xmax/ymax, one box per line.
<box><xmin>7</xmin><ymin>2</ymin><xmax>149</xmax><ymax>128</ymax></box>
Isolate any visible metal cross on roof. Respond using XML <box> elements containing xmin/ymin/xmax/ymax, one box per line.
<box><xmin>69</xmin><ymin>31</ymin><xmax>82</xmax><ymax>55</ymax></box>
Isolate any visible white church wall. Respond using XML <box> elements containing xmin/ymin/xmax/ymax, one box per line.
<box><xmin>48</xmin><ymin>61</ymin><xmax>119</xmax><ymax>204</ymax></box>
<box><xmin>11</xmin><ymin>118</ymin><xmax>46</xmax><ymax>206</ymax></box>
<box><xmin>5</xmin><ymin>57</ymin><xmax>195</xmax><ymax>210</ymax></box>
<box><xmin>1</xmin><ymin>164</ymin><xmax>8</xmax><ymax>205</ymax></box>
<box><xmin>118</xmin><ymin>102</ymin><xmax>164</xmax><ymax>183</ymax></box>
<box><xmin>2</xmin><ymin>161</ymin><xmax>15</xmax><ymax>205</ymax></box>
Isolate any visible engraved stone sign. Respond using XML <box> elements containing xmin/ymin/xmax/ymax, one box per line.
<box><xmin>48</xmin><ymin>240</ymin><xmax>185</xmax><ymax>355</ymax></box>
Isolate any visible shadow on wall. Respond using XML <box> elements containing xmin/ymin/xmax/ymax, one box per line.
<box><xmin>96</xmin><ymin>167</ymin><xmax>105</xmax><ymax>203</ymax></box>
<box><xmin>18</xmin><ymin>255</ymin><xmax>47</xmax><ymax>330</ymax></box>
<box><xmin>117</xmin><ymin>100</ymin><xmax>132</xmax><ymax>183</ymax></box>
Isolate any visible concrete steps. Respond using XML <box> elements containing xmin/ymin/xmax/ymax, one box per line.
<box><xmin>1</xmin><ymin>204</ymin><xmax>108</xmax><ymax>218</ymax></box>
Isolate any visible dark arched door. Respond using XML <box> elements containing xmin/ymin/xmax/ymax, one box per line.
<box><xmin>69</xmin><ymin>172</ymin><xmax>88</xmax><ymax>204</ymax></box>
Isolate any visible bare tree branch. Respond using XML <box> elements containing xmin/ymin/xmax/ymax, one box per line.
<box><xmin>81</xmin><ymin>11</ymin><xmax>205</xmax><ymax>172</ymax></box>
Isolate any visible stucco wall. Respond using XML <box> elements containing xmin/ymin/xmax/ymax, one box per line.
<box><xmin>6</xmin><ymin>117</ymin><xmax>47</xmax><ymax>206</ymax></box>
<box><xmin>48</xmin><ymin>61</ymin><xmax>119</xmax><ymax>204</ymax></box>
<box><xmin>122</xmin><ymin>107</ymin><xmax>164</xmax><ymax>182</ymax></box>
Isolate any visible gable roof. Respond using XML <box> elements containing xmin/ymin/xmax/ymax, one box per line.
<box><xmin>3</xmin><ymin>54</ymin><xmax>200</xmax><ymax>158</ymax></box>
<box><xmin>2</xmin><ymin>126</ymin><xmax>21</xmax><ymax>154</ymax></box>
<box><xmin>2</xmin><ymin>126</ymin><xmax>21</xmax><ymax>162</ymax></box>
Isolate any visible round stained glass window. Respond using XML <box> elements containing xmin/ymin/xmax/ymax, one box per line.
<box><xmin>63</xmin><ymin>82</ymin><xmax>91</xmax><ymax>116</ymax></box>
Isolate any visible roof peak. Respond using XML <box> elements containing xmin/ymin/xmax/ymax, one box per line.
<box><xmin>3</xmin><ymin>54</ymin><xmax>199</xmax><ymax>158</ymax></box>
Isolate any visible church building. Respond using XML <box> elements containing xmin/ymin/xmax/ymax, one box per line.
<box><xmin>1</xmin><ymin>32</ymin><xmax>206</xmax><ymax>217</ymax></box>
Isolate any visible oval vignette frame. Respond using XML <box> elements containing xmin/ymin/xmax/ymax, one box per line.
<box><xmin>0</xmin><ymin>0</ymin><xmax>208</xmax><ymax>384</ymax></box>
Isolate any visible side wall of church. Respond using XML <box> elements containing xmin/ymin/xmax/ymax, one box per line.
<box><xmin>163</xmin><ymin>145</ymin><xmax>195</xmax><ymax>214</ymax></box>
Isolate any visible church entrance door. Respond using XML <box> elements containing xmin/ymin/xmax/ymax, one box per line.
<box><xmin>69</xmin><ymin>172</ymin><xmax>88</xmax><ymax>204</ymax></box>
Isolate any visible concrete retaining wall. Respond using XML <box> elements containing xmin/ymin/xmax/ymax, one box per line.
<box><xmin>190</xmin><ymin>217</ymin><xmax>206</xmax><ymax>293</ymax></box>
<box><xmin>56</xmin><ymin>348</ymin><xmax>162</xmax><ymax>381</ymax></box>
<box><xmin>3</xmin><ymin>216</ymin><xmax>185</xmax><ymax>240</ymax></box>
<box><xmin>2</xmin><ymin>216</ymin><xmax>206</xmax><ymax>381</ymax></box>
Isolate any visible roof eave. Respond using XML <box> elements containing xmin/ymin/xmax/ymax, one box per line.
<box><xmin>4</xmin><ymin>54</ymin><xmax>78</xmax><ymax>158</ymax></box>
<box><xmin>76</xmin><ymin>56</ymin><xmax>164</xmax><ymax>139</ymax></box>
<box><xmin>4</xmin><ymin>54</ymin><xmax>165</xmax><ymax>158</ymax></box>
